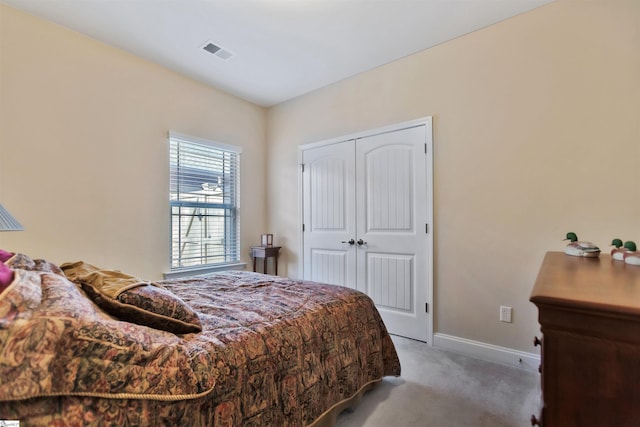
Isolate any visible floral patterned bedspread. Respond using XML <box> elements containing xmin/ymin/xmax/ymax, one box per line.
<box><xmin>0</xmin><ymin>267</ymin><xmax>400</xmax><ymax>426</ymax></box>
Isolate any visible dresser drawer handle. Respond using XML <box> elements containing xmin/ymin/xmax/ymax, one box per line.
<box><xmin>531</xmin><ymin>414</ymin><xmax>541</xmax><ymax>425</ymax></box>
<box><xmin>533</xmin><ymin>336</ymin><xmax>542</xmax><ymax>347</ymax></box>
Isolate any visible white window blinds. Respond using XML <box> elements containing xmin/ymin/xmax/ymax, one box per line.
<box><xmin>169</xmin><ymin>133</ymin><xmax>240</xmax><ymax>270</ymax></box>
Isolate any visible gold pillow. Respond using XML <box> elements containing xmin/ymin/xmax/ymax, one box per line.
<box><xmin>61</xmin><ymin>261</ymin><xmax>201</xmax><ymax>334</ymax></box>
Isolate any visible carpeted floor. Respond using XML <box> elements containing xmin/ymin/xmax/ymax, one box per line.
<box><xmin>336</xmin><ymin>335</ymin><xmax>540</xmax><ymax>426</ymax></box>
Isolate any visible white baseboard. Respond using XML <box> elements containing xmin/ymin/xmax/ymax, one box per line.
<box><xmin>433</xmin><ymin>333</ymin><xmax>540</xmax><ymax>371</ymax></box>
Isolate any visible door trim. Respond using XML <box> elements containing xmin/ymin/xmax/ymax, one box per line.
<box><xmin>299</xmin><ymin>117</ymin><xmax>434</xmax><ymax>345</ymax></box>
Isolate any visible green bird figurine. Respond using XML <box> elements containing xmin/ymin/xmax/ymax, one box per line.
<box><xmin>563</xmin><ymin>232</ymin><xmax>600</xmax><ymax>257</ymax></box>
<box><xmin>611</xmin><ymin>239</ymin><xmax>637</xmax><ymax>261</ymax></box>
<box><xmin>622</xmin><ymin>242</ymin><xmax>640</xmax><ymax>266</ymax></box>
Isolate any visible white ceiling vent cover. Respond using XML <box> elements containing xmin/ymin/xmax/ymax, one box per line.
<box><xmin>202</xmin><ymin>41</ymin><xmax>233</xmax><ymax>61</ymax></box>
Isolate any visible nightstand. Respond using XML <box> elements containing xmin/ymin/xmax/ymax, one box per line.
<box><xmin>251</xmin><ymin>246</ymin><xmax>281</xmax><ymax>275</ymax></box>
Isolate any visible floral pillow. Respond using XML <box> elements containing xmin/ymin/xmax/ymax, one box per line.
<box><xmin>5</xmin><ymin>252</ymin><xmax>65</xmax><ymax>276</ymax></box>
<box><xmin>1</xmin><ymin>250</ymin><xmax>64</xmax><ymax>298</ymax></box>
<box><xmin>61</xmin><ymin>261</ymin><xmax>202</xmax><ymax>334</ymax></box>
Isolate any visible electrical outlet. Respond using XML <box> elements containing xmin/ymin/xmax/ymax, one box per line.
<box><xmin>500</xmin><ymin>306</ymin><xmax>512</xmax><ymax>323</ymax></box>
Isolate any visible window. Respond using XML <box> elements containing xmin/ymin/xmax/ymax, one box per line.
<box><xmin>169</xmin><ymin>132</ymin><xmax>241</xmax><ymax>271</ymax></box>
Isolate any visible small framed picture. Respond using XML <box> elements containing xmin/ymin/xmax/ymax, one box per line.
<box><xmin>261</xmin><ymin>234</ymin><xmax>273</xmax><ymax>247</ymax></box>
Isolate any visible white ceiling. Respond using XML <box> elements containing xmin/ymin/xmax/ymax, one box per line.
<box><xmin>2</xmin><ymin>0</ymin><xmax>553</xmax><ymax>107</ymax></box>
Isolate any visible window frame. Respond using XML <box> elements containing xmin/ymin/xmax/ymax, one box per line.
<box><xmin>166</xmin><ymin>132</ymin><xmax>243</xmax><ymax>278</ymax></box>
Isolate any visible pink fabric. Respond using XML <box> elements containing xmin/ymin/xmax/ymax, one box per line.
<box><xmin>0</xmin><ymin>262</ymin><xmax>14</xmax><ymax>293</ymax></box>
<box><xmin>0</xmin><ymin>249</ymin><xmax>13</xmax><ymax>263</ymax></box>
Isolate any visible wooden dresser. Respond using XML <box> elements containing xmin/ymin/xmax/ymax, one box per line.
<box><xmin>530</xmin><ymin>252</ymin><xmax>640</xmax><ymax>426</ymax></box>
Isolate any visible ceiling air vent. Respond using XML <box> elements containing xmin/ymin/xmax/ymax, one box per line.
<box><xmin>202</xmin><ymin>41</ymin><xmax>233</xmax><ymax>61</ymax></box>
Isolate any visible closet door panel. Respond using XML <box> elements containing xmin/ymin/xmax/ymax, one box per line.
<box><xmin>310</xmin><ymin>249</ymin><xmax>348</xmax><ymax>285</ymax></box>
<box><xmin>366</xmin><ymin>145</ymin><xmax>414</xmax><ymax>232</ymax></box>
<box><xmin>367</xmin><ymin>253</ymin><xmax>413</xmax><ymax>311</ymax></box>
<box><xmin>356</xmin><ymin>126</ymin><xmax>429</xmax><ymax>342</ymax></box>
<box><xmin>302</xmin><ymin>140</ymin><xmax>357</xmax><ymax>288</ymax></box>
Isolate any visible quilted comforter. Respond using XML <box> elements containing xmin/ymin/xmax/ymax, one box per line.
<box><xmin>0</xmin><ymin>261</ymin><xmax>400</xmax><ymax>426</ymax></box>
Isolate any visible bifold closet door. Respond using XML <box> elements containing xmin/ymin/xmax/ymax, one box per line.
<box><xmin>302</xmin><ymin>124</ymin><xmax>431</xmax><ymax>342</ymax></box>
<box><xmin>355</xmin><ymin>126</ymin><xmax>429</xmax><ymax>342</ymax></box>
<box><xmin>302</xmin><ymin>140</ymin><xmax>357</xmax><ymax>289</ymax></box>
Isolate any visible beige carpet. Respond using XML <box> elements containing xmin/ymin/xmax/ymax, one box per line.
<box><xmin>336</xmin><ymin>335</ymin><xmax>540</xmax><ymax>427</ymax></box>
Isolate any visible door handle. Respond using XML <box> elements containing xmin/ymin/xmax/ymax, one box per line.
<box><xmin>341</xmin><ymin>239</ymin><xmax>355</xmax><ymax>245</ymax></box>
<box><xmin>357</xmin><ymin>239</ymin><xmax>367</xmax><ymax>246</ymax></box>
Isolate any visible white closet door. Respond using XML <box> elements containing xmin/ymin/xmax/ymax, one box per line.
<box><xmin>356</xmin><ymin>126</ymin><xmax>430</xmax><ymax>342</ymax></box>
<box><xmin>302</xmin><ymin>140</ymin><xmax>357</xmax><ymax>288</ymax></box>
<box><xmin>302</xmin><ymin>120</ymin><xmax>433</xmax><ymax>343</ymax></box>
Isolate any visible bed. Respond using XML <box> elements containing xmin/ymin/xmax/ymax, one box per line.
<box><xmin>0</xmin><ymin>252</ymin><xmax>400</xmax><ymax>426</ymax></box>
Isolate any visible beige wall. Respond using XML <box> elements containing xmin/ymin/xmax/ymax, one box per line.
<box><xmin>0</xmin><ymin>4</ymin><xmax>267</xmax><ymax>279</ymax></box>
<box><xmin>267</xmin><ymin>0</ymin><xmax>640</xmax><ymax>352</ymax></box>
